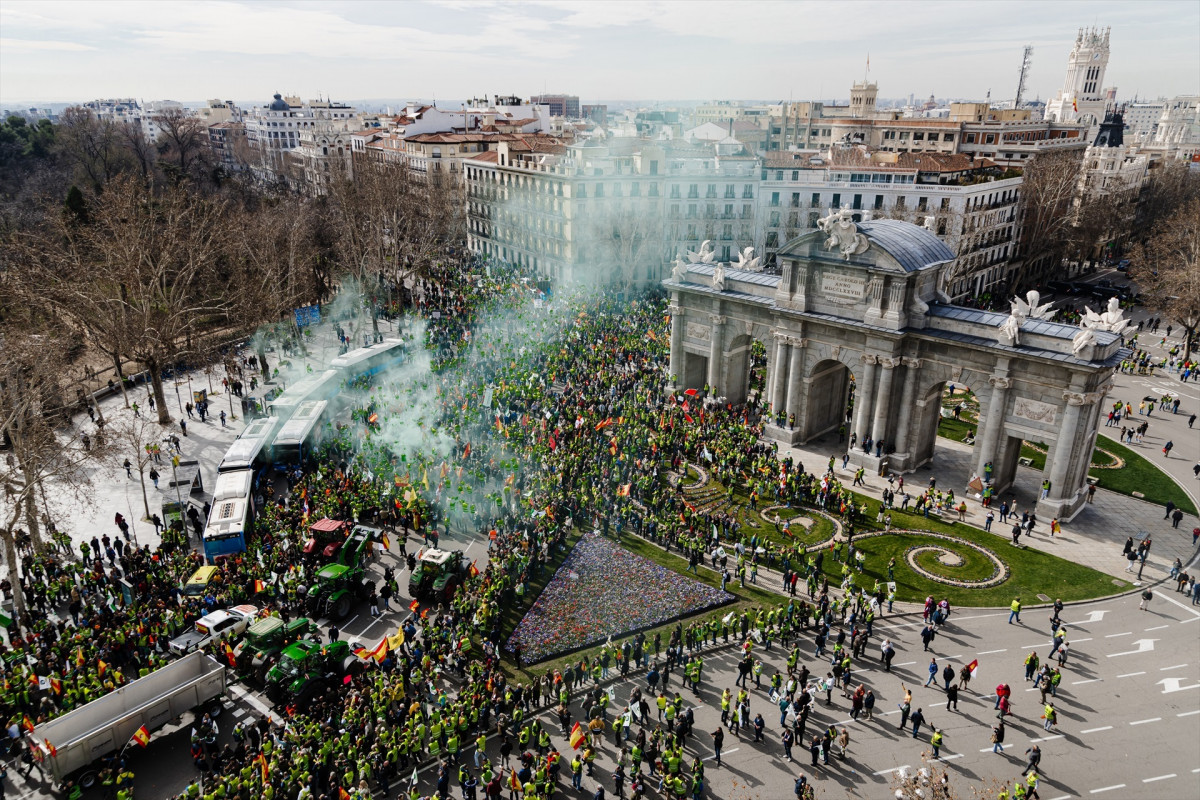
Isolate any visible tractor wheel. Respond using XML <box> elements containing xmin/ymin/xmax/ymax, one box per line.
<box><xmin>295</xmin><ymin>680</ymin><xmax>323</xmax><ymax>708</ymax></box>
<box><xmin>256</xmin><ymin>656</ymin><xmax>277</xmax><ymax>685</ymax></box>
<box><xmin>333</xmin><ymin>595</ymin><xmax>352</xmax><ymax>619</ymax></box>
<box><xmin>341</xmin><ymin>656</ymin><xmax>364</xmax><ymax>678</ymax></box>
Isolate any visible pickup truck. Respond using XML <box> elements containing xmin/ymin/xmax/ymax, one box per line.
<box><xmin>168</xmin><ymin>604</ymin><xmax>258</xmax><ymax>657</ymax></box>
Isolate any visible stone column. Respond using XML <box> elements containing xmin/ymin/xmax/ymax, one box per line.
<box><xmin>1047</xmin><ymin>392</ymin><xmax>1085</xmax><ymax>497</ymax></box>
<box><xmin>853</xmin><ymin>355</ymin><xmax>878</xmax><ymax>441</ymax></box>
<box><xmin>706</xmin><ymin>315</ymin><xmax>725</xmax><ymax>392</ymax></box>
<box><xmin>668</xmin><ymin>306</ymin><xmax>683</xmax><ymax>385</ymax></box>
<box><xmin>785</xmin><ymin>339</ymin><xmax>805</xmax><ymax>421</ymax></box>
<box><xmin>870</xmin><ymin>357</ymin><xmax>897</xmax><ymax>444</ymax></box>
<box><xmin>770</xmin><ymin>333</ymin><xmax>789</xmax><ymax>415</ymax></box>
<box><xmin>893</xmin><ymin>357</ymin><xmax>922</xmax><ymax>455</ymax></box>
<box><xmin>974</xmin><ymin>374</ymin><xmax>1011</xmax><ymax>479</ymax></box>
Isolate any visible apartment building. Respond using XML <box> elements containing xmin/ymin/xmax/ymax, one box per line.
<box><xmin>758</xmin><ymin>145</ymin><xmax>1023</xmax><ymax>301</ymax></box>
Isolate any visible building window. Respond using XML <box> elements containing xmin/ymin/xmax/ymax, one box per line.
<box><xmin>984</xmin><ymin>134</ymin><xmax>995</xmax><ymax>144</ymax></box>
<box><xmin>874</xmin><ymin>194</ymin><xmax>884</xmax><ymax>209</ymax></box>
<box><xmin>670</xmin><ymin>186</ymin><xmax>680</xmax><ymax>198</ymax></box>
<box><xmin>688</xmin><ymin>184</ymin><xmax>699</xmax><ymax>198</ymax></box>
<box><xmin>941</xmin><ymin>198</ymin><xmax>950</xmax><ymax>211</ymax></box>
<box><xmin>742</xmin><ymin>185</ymin><xmax>754</xmax><ymax>199</ymax></box>
<box><xmin>771</xmin><ymin>192</ymin><xmax>780</xmax><ymax>206</ymax></box>
<box><xmin>831</xmin><ymin>193</ymin><xmax>841</xmax><ymax>208</ymax></box>
<box><xmin>811</xmin><ymin>192</ymin><xmax>820</xmax><ymax>207</ymax></box>
<box><xmin>852</xmin><ymin>194</ymin><xmax>862</xmax><ymax>210</ymax></box>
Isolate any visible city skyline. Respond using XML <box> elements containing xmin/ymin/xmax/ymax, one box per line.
<box><xmin>1</xmin><ymin>0</ymin><xmax>1197</xmax><ymax>107</ymax></box>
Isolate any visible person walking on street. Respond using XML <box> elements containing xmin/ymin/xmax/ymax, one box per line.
<box><xmin>780</xmin><ymin>728</ymin><xmax>793</xmax><ymax>762</ymax></box>
<box><xmin>924</xmin><ymin>658</ymin><xmax>938</xmax><ymax>687</ymax></box>
<box><xmin>1021</xmin><ymin>745</ymin><xmax>1041</xmax><ymax>776</ymax></box>
<box><xmin>945</xmin><ymin>683</ymin><xmax>959</xmax><ymax>711</ymax></box>
<box><xmin>1009</xmin><ymin>598</ymin><xmax>1021</xmax><ymax>624</ymax></box>
<box><xmin>929</xmin><ymin>728</ymin><xmax>944</xmax><ymax>759</ymax></box>
<box><xmin>1139</xmin><ymin>588</ymin><xmax>1153</xmax><ymax>610</ymax></box>
<box><xmin>909</xmin><ymin>708</ymin><xmax>926</xmax><ymax>740</ymax></box>
<box><xmin>711</xmin><ymin>728</ymin><xmax>723</xmax><ymax>767</ymax></box>
<box><xmin>991</xmin><ymin>721</ymin><xmax>1005</xmax><ymax>754</ymax></box>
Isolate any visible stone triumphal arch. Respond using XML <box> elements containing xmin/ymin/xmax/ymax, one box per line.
<box><xmin>665</xmin><ymin>217</ymin><xmax>1123</xmax><ymax>521</ymax></box>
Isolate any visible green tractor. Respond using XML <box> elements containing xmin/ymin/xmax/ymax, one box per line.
<box><xmin>233</xmin><ymin>616</ymin><xmax>318</xmax><ymax>684</ymax></box>
<box><xmin>263</xmin><ymin>638</ymin><xmax>361</xmax><ymax>706</ymax></box>
<box><xmin>408</xmin><ymin>548</ymin><xmax>468</xmax><ymax>602</ymax></box>
<box><xmin>305</xmin><ymin>525</ymin><xmax>374</xmax><ymax>620</ymax></box>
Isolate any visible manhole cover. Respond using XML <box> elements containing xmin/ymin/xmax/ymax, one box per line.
<box><xmin>1036</xmin><ymin>594</ymin><xmax>1051</xmax><ymax>602</ymax></box>
<box><xmin>1112</xmin><ymin>579</ymin><xmax>1126</xmax><ymax>586</ymax></box>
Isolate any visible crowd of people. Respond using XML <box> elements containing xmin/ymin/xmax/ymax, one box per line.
<box><xmin>3</xmin><ymin>253</ymin><xmax>1154</xmax><ymax>800</ymax></box>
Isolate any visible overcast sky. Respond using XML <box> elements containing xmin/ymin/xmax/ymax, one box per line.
<box><xmin>1</xmin><ymin>0</ymin><xmax>1196</xmax><ymax>108</ymax></box>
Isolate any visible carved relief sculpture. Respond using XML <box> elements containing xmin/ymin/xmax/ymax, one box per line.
<box><xmin>671</xmin><ymin>255</ymin><xmax>688</xmax><ymax>282</ymax></box>
<box><xmin>686</xmin><ymin>240</ymin><xmax>717</xmax><ymax>264</ymax></box>
<box><xmin>711</xmin><ymin>264</ymin><xmax>726</xmax><ymax>292</ymax></box>
<box><xmin>1081</xmin><ymin>296</ymin><xmax>1130</xmax><ymax>336</ymax></box>
<box><xmin>816</xmin><ymin>207</ymin><xmax>870</xmax><ymax>260</ymax></box>
<box><xmin>733</xmin><ymin>246</ymin><xmax>763</xmax><ymax>272</ymax></box>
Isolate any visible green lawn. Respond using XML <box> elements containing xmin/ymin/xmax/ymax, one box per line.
<box><xmin>838</xmin><ymin>492</ymin><xmax>1127</xmax><ymax>606</ymax></box>
<box><xmin>1091</xmin><ymin>435</ymin><xmax>1198</xmax><ymax>515</ymax></box>
<box><xmin>937</xmin><ymin>421</ymin><xmax>1121</xmax><ymax>473</ymax></box>
<box><xmin>849</xmin><ymin>531</ymin><xmax>1125</xmax><ymax>607</ymax></box>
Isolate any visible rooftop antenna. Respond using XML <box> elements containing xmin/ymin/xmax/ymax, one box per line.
<box><xmin>1014</xmin><ymin>44</ymin><xmax>1034</xmax><ymax>107</ymax></box>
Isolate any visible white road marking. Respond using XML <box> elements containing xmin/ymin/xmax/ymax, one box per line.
<box><xmin>874</xmin><ymin>766</ymin><xmax>910</xmax><ymax>776</ymax></box>
<box><xmin>1021</xmin><ymin>643</ymin><xmax>1044</xmax><ymax>649</ymax></box>
<box><xmin>933</xmin><ymin>753</ymin><xmax>963</xmax><ymax>761</ymax></box>
<box><xmin>1143</xmin><ymin>774</ymin><xmax>1176</xmax><ymax>783</ymax></box>
<box><xmin>703</xmin><ymin>747</ymin><xmax>739</xmax><ymax>761</ymax></box>
<box><xmin>1154</xmin><ymin>589</ymin><xmax>1200</xmax><ymax>618</ymax></box>
<box><xmin>1144</xmin><ymin>625</ymin><xmax>1169</xmax><ymax>631</ymax></box>
<box><xmin>977</xmin><ymin>649</ymin><xmax>1007</xmax><ymax>655</ymax></box>
<box><xmin>1129</xmin><ymin>717</ymin><xmax>1162</xmax><ymax>725</ymax></box>
<box><xmin>1104</xmin><ymin>631</ymin><xmax>1132</xmax><ymax>638</ymax></box>
<box><xmin>1081</xmin><ymin>726</ymin><xmax>1113</xmax><ymax>733</ymax></box>
<box><xmin>227</xmin><ymin>683</ymin><xmax>274</xmax><ymax>717</ymax></box>
<box><xmin>1048</xmin><ymin>796</ymin><xmax>1072</xmax><ymax>800</ymax></box>
<box><xmin>1117</xmin><ymin>672</ymin><xmax>1146</xmax><ymax>678</ymax></box>
<box><xmin>1072</xmin><ymin>679</ymin><xmax>1102</xmax><ymax>685</ymax></box>
<box><xmin>894</xmin><ymin>661</ymin><xmax>916</xmax><ymax>667</ymax></box>
<box><xmin>1074</xmin><ymin>637</ymin><xmax>1093</xmax><ymax>642</ymax></box>
<box><xmin>1160</xmin><ymin>664</ymin><xmax>1188</xmax><ymax>671</ymax></box>
<box><xmin>1089</xmin><ymin>785</ymin><xmax>1126</xmax><ymax>794</ymax></box>
<box><xmin>1029</xmin><ymin>734</ymin><xmax>1064</xmax><ymax>743</ymax></box>
<box><xmin>1176</xmin><ymin>710</ymin><xmax>1200</xmax><ymax>717</ymax></box>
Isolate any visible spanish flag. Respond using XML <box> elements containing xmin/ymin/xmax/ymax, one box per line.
<box><xmin>21</xmin><ymin>715</ymin><xmax>34</xmax><ymax>733</ymax></box>
<box><xmin>44</xmin><ymin>738</ymin><xmax>57</xmax><ymax>758</ymax></box>
<box><xmin>75</xmin><ymin>648</ymin><xmax>85</xmax><ymax>667</ymax></box>
<box><xmin>338</xmin><ymin>788</ymin><xmax>351</xmax><ymax>800</ymax></box>
<box><xmin>50</xmin><ymin>678</ymin><xmax>62</xmax><ymax>695</ymax></box>
<box><xmin>371</xmin><ymin>638</ymin><xmax>389</xmax><ymax>663</ymax></box>
<box><xmin>381</xmin><ymin>533</ymin><xmax>391</xmax><ymax>551</ymax></box>
<box><xmin>97</xmin><ymin>660</ymin><xmax>108</xmax><ymax>676</ymax></box>
<box><xmin>257</xmin><ymin>752</ymin><xmax>269</xmax><ymax>783</ymax></box>
<box><xmin>595</xmin><ymin>417</ymin><xmax>613</xmax><ymax>431</ymax></box>
<box><xmin>468</xmin><ymin>561</ymin><xmax>480</xmax><ymax>578</ymax></box>
<box><xmin>617</xmin><ymin>484</ymin><xmax>631</xmax><ymax>497</ymax></box>
<box><xmin>254</xmin><ymin>579</ymin><xmax>266</xmax><ymax>594</ymax></box>
<box><xmin>569</xmin><ymin>721</ymin><xmax>586</xmax><ymax>750</ymax></box>
<box><xmin>224</xmin><ymin>642</ymin><xmax>237</xmax><ymax>668</ymax></box>
<box><xmin>509</xmin><ymin>771</ymin><xmax>521</xmax><ymax>792</ymax></box>
<box><xmin>409</xmin><ymin>600</ymin><xmax>420</xmax><ymax>613</ymax></box>
<box><xmin>131</xmin><ymin>725</ymin><xmax>150</xmax><ymax>748</ymax></box>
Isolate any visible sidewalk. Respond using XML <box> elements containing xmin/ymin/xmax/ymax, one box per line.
<box><xmin>774</xmin><ymin>433</ymin><xmax>1200</xmax><ymax>586</ymax></box>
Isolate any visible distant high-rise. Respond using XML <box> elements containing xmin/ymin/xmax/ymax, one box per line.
<box><xmin>530</xmin><ymin>94</ymin><xmax>580</xmax><ymax>119</ymax></box>
<box><xmin>1045</xmin><ymin>27</ymin><xmax>1110</xmax><ymax>128</ymax></box>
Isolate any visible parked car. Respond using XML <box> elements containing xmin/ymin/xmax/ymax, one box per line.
<box><xmin>169</xmin><ymin>604</ymin><xmax>259</xmax><ymax>656</ymax></box>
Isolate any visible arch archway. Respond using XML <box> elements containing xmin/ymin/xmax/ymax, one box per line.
<box><xmin>801</xmin><ymin>358</ymin><xmax>854</xmax><ymax>442</ymax></box>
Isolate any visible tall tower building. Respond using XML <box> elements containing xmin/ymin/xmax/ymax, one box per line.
<box><xmin>849</xmin><ymin>81</ymin><xmax>878</xmax><ymax>119</ymax></box>
<box><xmin>1045</xmin><ymin>27</ymin><xmax>1110</xmax><ymax>127</ymax></box>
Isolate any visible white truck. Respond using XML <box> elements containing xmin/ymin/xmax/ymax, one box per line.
<box><xmin>167</xmin><ymin>604</ymin><xmax>259</xmax><ymax>657</ymax></box>
<box><xmin>29</xmin><ymin>651</ymin><xmax>227</xmax><ymax>789</ymax></box>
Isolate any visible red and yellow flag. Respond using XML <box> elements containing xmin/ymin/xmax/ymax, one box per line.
<box><xmin>131</xmin><ymin>725</ymin><xmax>150</xmax><ymax>748</ymax></box>
<box><xmin>97</xmin><ymin>660</ymin><xmax>108</xmax><ymax>676</ymax></box>
<box><xmin>569</xmin><ymin>721</ymin><xmax>586</xmax><ymax>750</ymax></box>
<box><xmin>381</xmin><ymin>533</ymin><xmax>391</xmax><ymax>551</ymax></box>
<box><xmin>254</xmin><ymin>579</ymin><xmax>266</xmax><ymax>594</ymax></box>
<box><xmin>409</xmin><ymin>600</ymin><xmax>420</xmax><ymax>613</ymax></box>
<box><xmin>49</xmin><ymin>678</ymin><xmax>62</xmax><ymax>695</ymax></box>
<box><xmin>338</xmin><ymin>788</ymin><xmax>352</xmax><ymax>800</ymax></box>
<box><xmin>75</xmin><ymin>648</ymin><xmax>85</xmax><ymax>667</ymax></box>
<box><xmin>44</xmin><ymin>738</ymin><xmax>57</xmax><ymax>758</ymax></box>
<box><xmin>468</xmin><ymin>561</ymin><xmax>480</xmax><ymax>578</ymax></box>
<box><xmin>21</xmin><ymin>715</ymin><xmax>34</xmax><ymax>733</ymax></box>
<box><xmin>617</xmin><ymin>484</ymin><xmax>631</xmax><ymax>497</ymax></box>
<box><xmin>257</xmin><ymin>752</ymin><xmax>269</xmax><ymax>783</ymax></box>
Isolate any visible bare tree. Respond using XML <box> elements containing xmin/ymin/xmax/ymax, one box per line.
<box><xmin>1132</xmin><ymin>195</ymin><xmax>1200</xmax><ymax>360</ymax></box>
<box><xmin>1136</xmin><ymin>160</ymin><xmax>1200</xmax><ymax>233</ymax></box>
<box><xmin>54</xmin><ymin>106</ymin><xmax>133</xmax><ymax>192</ymax></box>
<box><xmin>9</xmin><ymin>178</ymin><xmax>235</xmax><ymax>425</ymax></box>
<box><xmin>0</xmin><ymin>331</ymin><xmax>104</xmax><ymax>624</ymax></box>
<box><xmin>153</xmin><ymin>107</ymin><xmax>209</xmax><ymax>183</ymax></box>
<box><xmin>120</xmin><ymin>120</ymin><xmax>159</xmax><ymax>185</ymax></box>
<box><xmin>578</xmin><ymin>197</ymin><xmax>665</xmax><ymax>286</ymax></box>
<box><xmin>1013</xmin><ymin>149</ymin><xmax>1085</xmax><ymax>289</ymax></box>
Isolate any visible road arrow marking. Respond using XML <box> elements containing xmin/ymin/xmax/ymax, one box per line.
<box><xmin>1158</xmin><ymin>678</ymin><xmax>1200</xmax><ymax>694</ymax></box>
<box><xmin>1074</xmin><ymin>610</ymin><xmax>1109</xmax><ymax>624</ymax></box>
<box><xmin>1106</xmin><ymin>638</ymin><xmax>1157</xmax><ymax>657</ymax></box>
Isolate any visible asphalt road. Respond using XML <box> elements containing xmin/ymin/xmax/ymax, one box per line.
<box><xmin>9</xmin><ymin>551</ymin><xmax>1195</xmax><ymax>800</ymax></box>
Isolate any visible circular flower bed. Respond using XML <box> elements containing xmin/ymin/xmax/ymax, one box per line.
<box><xmin>850</xmin><ymin>529</ymin><xmax>1010</xmax><ymax>589</ymax></box>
